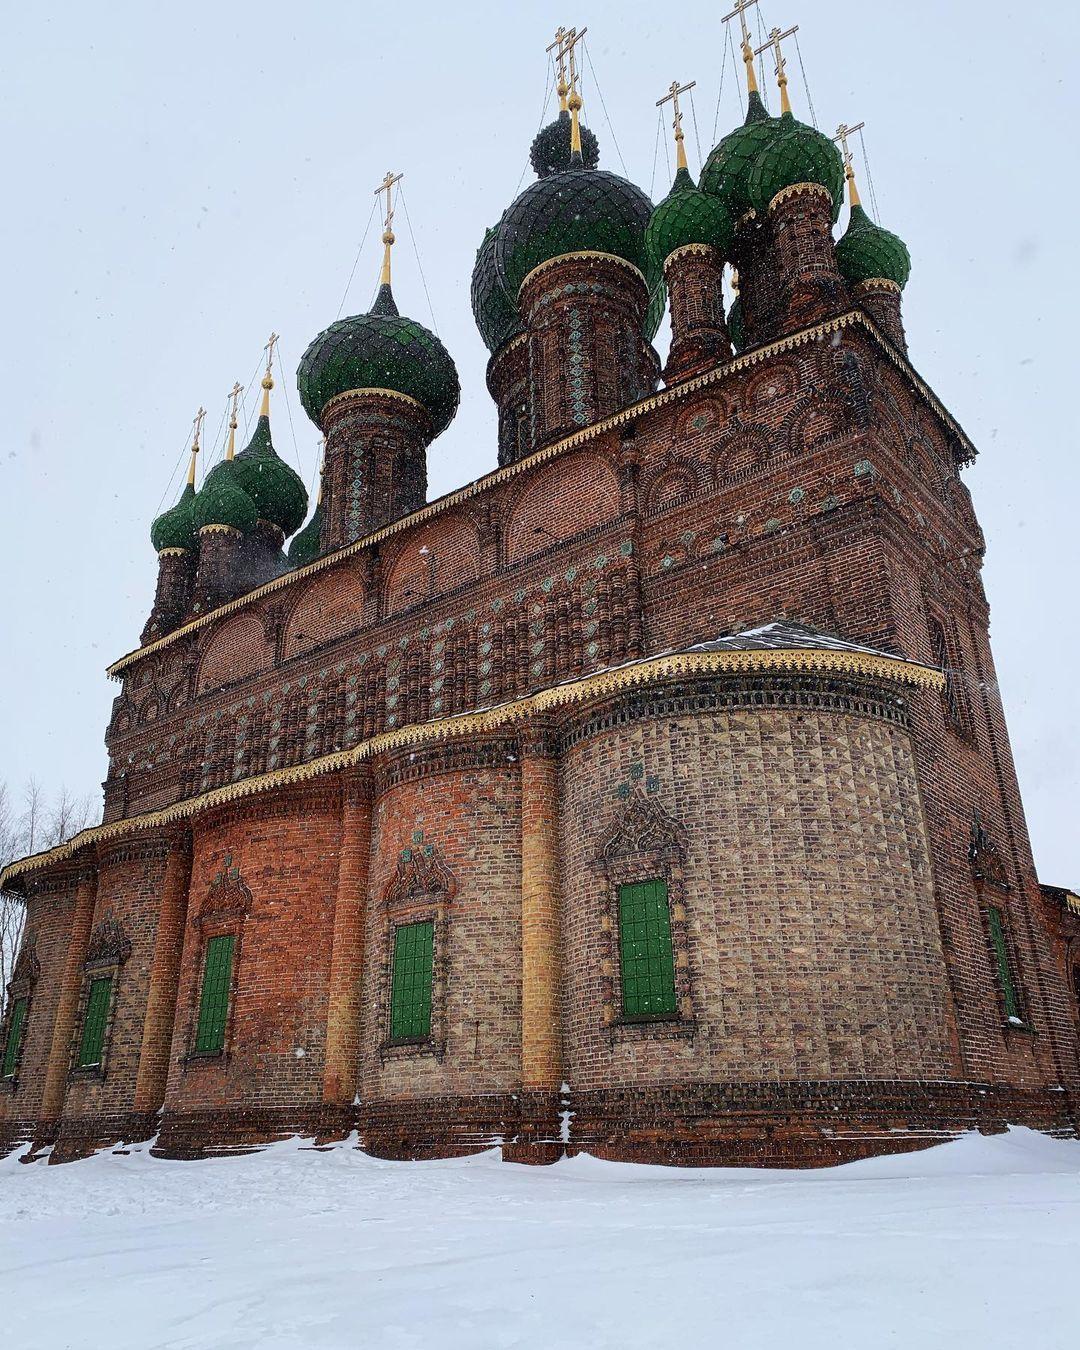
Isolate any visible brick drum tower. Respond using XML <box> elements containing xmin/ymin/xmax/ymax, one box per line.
<box><xmin>2</xmin><ymin>21</ymin><xmax>1078</xmax><ymax>1167</ymax></box>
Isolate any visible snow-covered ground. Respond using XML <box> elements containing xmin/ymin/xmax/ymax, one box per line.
<box><xmin>2</xmin><ymin>1127</ymin><xmax>1078</xmax><ymax>1349</ymax></box>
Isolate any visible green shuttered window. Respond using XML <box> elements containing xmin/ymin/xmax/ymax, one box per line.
<box><xmin>618</xmin><ymin>879</ymin><xmax>678</xmax><ymax>1019</ymax></box>
<box><xmin>78</xmin><ymin>977</ymin><xmax>113</xmax><ymax>1068</ymax></box>
<box><xmin>988</xmin><ymin>906</ymin><xmax>1020</xmax><ymax>1021</ymax></box>
<box><xmin>195</xmin><ymin>934</ymin><xmax>236</xmax><ymax>1054</ymax></box>
<box><xmin>2</xmin><ymin>998</ymin><xmax>28</xmax><ymax>1079</ymax></box>
<box><xmin>390</xmin><ymin>921</ymin><xmax>434</xmax><ymax>1042</ymax></box>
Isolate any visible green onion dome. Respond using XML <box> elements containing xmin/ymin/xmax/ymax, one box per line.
<box><xmin>699</xmin><ymin>90</ymin><xmax>782</xmax><ymax>220</ymax></box>
<box><xmin>229</xmin><ymin>410</ymin><xmax>308</xmax><ymax>537</ymax></box>
<box><xmin>192</xmin><ymin>463</ymin><xmax>259</xmax><ymax>533</ymax></box>
<box><xmin>530</xmin><ymin>110</ymin><xmax>600</xmax><ymax>178</ymax></box>
<box><xmin>643</xmin><ymin>259</ymin><xmax>666</xmax><ymax>343</ymax></box>
<box><xmin>287</xmin><ymin>499</ymin><xmax>323</xmax><ymax>568</ymax></box>
<box><xmin>471</xmin><ymin>221</ymin><xmax>522</xmax><ymax>355</ymax></box>
<box><xmin>745</xmin><ymin>111</ymin><xmax>845</xmax><ymax>222</ymax></box>
<box><xmin>297</xmin><ymin>283</ymin><xmax>461</xmax><ymax>438</ymax></box>
<box><xmin>727</xmin><ymin>295</ymin><xmax>745</xmax><ymax>352</ymax></box>
<box><xmin>646</xmin><ymin>166</ymin><xmax>735</xmax><ymax>269</ymax></box>
<box><xmin>835</xmin><ymin>203</ymin><xmax>911</xmax><ymax>289</ymax></box>
<box><xmin>150</xmin><ymin>481</ymin><xmax>197</xmax><ymax>552</ymax></box>
<box><xmin>495</xmin><ymin>163</ymin><xmax>654</xmax><ymax>300</ymax></box>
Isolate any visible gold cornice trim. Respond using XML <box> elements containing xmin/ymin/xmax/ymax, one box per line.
<box><xmin>663</xmin><ymin>242</ymin><xmax>721</xmax><ymax>269</ymax></box>
<box><xmin>321</xmin><ymin>386</ymin><xmax>426</xmax><ymax>423</ymax></box>
<box><xmin>199</xmin><ymin>524</ymin><xmax>243</xmax><ymax>536</ymax></box>
<box><xmin>518</xmin><ymin>250</ymin><xmax>647</xmax><ymax>298</ymax></box>
<box><xmin>156</xmin><ymin>548</ymin><xmax>188</xmax><ymax>558</ymax></box>
<box><xmin>768</xmin><ymin>181</ymin><xmax>833</xmax><ymax>214</ymax></box>
<box><xmin>6</xmin><ymin>645</ymin><xmax>942</xmax><ymax>889</ymax></box>
<box><xmin>854</xmin><ymin>277</ymin><xmax>902</xmax><ymax>297</ymax></box>
<box><xmin>106</xmin><ymin>308</ymin><xmax>976</xmax><ymax>679</ymax></box>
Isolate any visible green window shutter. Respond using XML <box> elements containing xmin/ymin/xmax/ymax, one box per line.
<box><xmin>195</xmin><ymin>934</ymin><xmax>236</xmax><ymax>1054</ymax></box>
<box><xmin>618</xmin><ymin>879</ymin><xmax>678</xmax><ymax>1019</ymax></box>
<box><xmin>988</xmin><ymin>906</ymin><xmax>1020</xmax><ymax>1020</ymax></box>
<box><xmin>2</xmin><ymin>998</ymin><xmax>28</xmax><ymax>1078</ymax></box>
<box><xmin>78</xmin><ymin>977</ymin><xmax>113</xmax><ymax>1068</ymax></box>
<box><xmin>390</xmin><ymin>921</ymin><xmax>434</xmax><ymax>1041</ymax></box>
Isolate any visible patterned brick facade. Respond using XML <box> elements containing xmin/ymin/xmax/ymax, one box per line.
<box><xmin>2</xmin><ymin>125</ymin><xmax>1078</xmax><ymax>1170</ymax></box>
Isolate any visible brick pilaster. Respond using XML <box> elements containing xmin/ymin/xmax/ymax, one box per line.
<box><xmin>323</xmin><ymin>771</ymin><xmax>372</xmax><ymax>1107</ymax></box>
<box><xmin>37</xmin><ymin>866</ymin><xmax>97</xmax><ymax>1129</ymax></box>
<box><xmin>133</xmin><ymin>831</ymin><xmax>193</xmax><ymax>1114</ymax></box>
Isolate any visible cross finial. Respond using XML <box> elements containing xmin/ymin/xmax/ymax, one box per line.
<box><xmin>260</xmin><ymin>333</ymin><xmax>279</xmax><ymax>416</ymax></box>
<box><xmin>546</xmin><ymin>26</ymin><xmax>571</xmax><ymax>109</ymax></box>
<box><xmin>834</xmin><ymin>122</ymin><xmax>866</xmax><ymax>208</ymax></box>
<box><xmin>374</xmin><ymin>170</ymin><xmax>403</xmax><ymax>287</ymax></box>
<box><xmin>547</xmin><ymin>26</ymin><xmax>587</xmax><ymax>157</ymax></box>
<box><xmin>754</xmin><ymin>23</ymin><xmax>799</xmax><ymax>115</ymax></box>
<box><xmin>225</xmin><ymin>381</ymin><xmax>243</xmax><ymax>460</ymax></box>
<box><xmin>722</xmin><ymin>0</ymin><xmax>762</xmax><ymax>95</ymax></box>
<box><xmin>657</xmin><ymin>79</ymin><xmax>697</xmax><ymax>172</ymax></box>
<box><xmin>187</xmin><ymin>407</ymin><xmax>206</xmax><ymax>485</ymax></box>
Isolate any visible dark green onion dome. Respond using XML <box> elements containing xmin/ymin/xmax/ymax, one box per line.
<box><xmin>646</xmin><ymin>166</ymin><xmax>735</xmax><ymax>269</ymax></box>
<box><xmin>699</xmin><ymin>90</ymin><xmax>782</xmax><ymax>220</ymax></box>
<box><xmin>297</xmin><ymin>283</ymin><xmax>461</xmax><ymax>438</ymax></box>
<box><xmin>530</xmin><ymin>109</ymin><xmax>600</xmax><ymax>178</ymax></box>
<box><xmin>495</xmin><ymin>164</ymin><xmax>654</xmax><ymax>300</ymax></box>
<box><xmin>835</xmin><ymin>203</ymin><xmax>911</xmax><ymax>289</ymax></box>
<box><xmin>287</xmin><ymin>499</ymin><xmax>323</xmax><ymax>568</ymax></box>
<box><xmin>727</xmin><ymin>295</ymin><xmax>745</xmax><ymax>352</ymax></box>
<box><xmin>227</xmin><ymin>408</ymin><xmax>309</xmax><ymax>537</ymax></box>
<box><xmin>150</xmin><ymin>481</ymin><xmax>197</xmax><ymax>552</ymax></box>
<box><xmin>471</xmin><ymin>221</ymin><xmax>522</xmax><ymax>355</ymax></box>
<box><xmin>192</xmin><ymin>463</ymin><xmax>259</xmax><ymax>533</ymax></box>
<box><xmin>643</xmin><ymin>259</ymin><xmax>666</xmax><ymax>343</ymax></box>
<box><xmin>745</xmin><ymin>111</ymin><xmax>845</xmax><ymax>222</ymax></box>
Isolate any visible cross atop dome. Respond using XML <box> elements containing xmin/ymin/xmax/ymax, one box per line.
<box><xmin>754</xmin><ymin>23</ymin><xmax>799</xmax><ymax>115</ymax></box>
<box><xmin>722</xmin><ymin>0</ymin><xmax>762</xmax><ymax>94</ymax></box>
<box><xmin>657</xmin><ymin>78</ymin><xmax>696</xmax><ymax>172</ymax></box>
<box><xmin>374</xmin><ymin>170</ymin><xmax>403</xmax><ymax>287</ymax></box>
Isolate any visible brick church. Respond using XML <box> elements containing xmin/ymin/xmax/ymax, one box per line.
<box><xmin>2</xmin><ymin>20</ymin><xmax>1078</xmax><ymax>1166</ymax></box>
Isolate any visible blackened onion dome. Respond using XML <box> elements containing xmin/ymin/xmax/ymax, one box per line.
<box><xmin>150</xmin><ymin>480</ymin><xmax>197</xmax><ymax>552</ymax></box>
<box><xmin>287</xmin><ymin>497</ymin><xmax>323</xmax><ymax>568</ymax></box>
<box><xmin>192</xmin><ymin>463</ymin><xmax>259</xmax><ymax>533</ymax></box>
<box><xmin>745</xmin><ymin>110</ymin><xmax>845</xmax><ymax>222</ymax></box>
<box><xmin>530</xmin><ymin>109</ymin><xmax>600</xmax><ymax>178</ymax></box>
<box><xmin>496</xmin><ymin>164</ymin><xmax>654</xmax><ymax>298</ymax></box>
<box><xmin>297</xmin><ymin>283</ymin><xmax>461</xmax><ymax>438</ymax></box>
<box><xmin>836</xmin><ymin>203</ymin><xmax>911</xmax><ymax>289</ymax></box>
<box><xmin>229</xmin><ymin>388</ymin><xmax>309</xmax><ymax>537</ymax></box>
<box><xmin>471</xmin><ymin>222</ymin><xmax>522</xmax><ymax>355</ymax></box>
<box><xmin>647</xmin><ymin>166</ymin><xmax>734</xmax><ymax>269</ymax></box>
<box><xmin>699</xmin><ymin>90</ymin><xmax>782</xmax><ymax>220</ymax></box>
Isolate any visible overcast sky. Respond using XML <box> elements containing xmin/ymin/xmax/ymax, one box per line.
<box><xmin>1</xmin><ymin>1</ymin><xmax>1076</xmax><ymax>882</ymax></box>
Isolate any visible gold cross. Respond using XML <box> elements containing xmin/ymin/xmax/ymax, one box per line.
<box><xmin>191</xmin><ymin>406</ymin><xmax>207</xmax><ymax>449</ymax></box>
<box><xmin>656</xmin><ymin>79</ymin><xmax>697</xmax><ymax>171</ymax></box>
<box><xmin>374</xmin><ymin>170</ymin><xmax>403</xmax><ymax>236</ymax></box>
<box><xmin>754</xmin><ymin>24</ymin><xmax>799</xmax><ymax>114</ymax></box>
<box><xmin>547</xmin><ymin>26</ymin><xmax>586</xmax><ymax>100</ymax></box>
<box><xmin>834</xmin><ymin>122</ymin><xmax>866</xmax><ymax>206</ymax></box>
<box><xmin>228</xmin><ymin>381</ymin><xmax>243</xmax><ymax>428</ymax></box>
<box><xmin>263</xmin><ymin>332</ymin><xmax>279</xmax><ymax>378</ymax></box>
<box><xmin>722</xmin><ymin>0</ymin><xmax>762</xmax><ymax>93</ymax></box>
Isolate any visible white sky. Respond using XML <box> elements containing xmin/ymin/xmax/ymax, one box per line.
<box><xmin>1</xmin><ymin>1</ymin><xmax>1077</xmax><ymax>883</ymax></box>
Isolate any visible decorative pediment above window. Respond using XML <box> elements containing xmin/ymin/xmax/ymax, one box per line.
<box><xmin>597</xmin><ymin>792</ymin><xmax>686</xmax><ymax>866</ymax></box>
<box><xmin>9</xmin><ymin>939</ymin><xmax>41</xmax><ymax>996</ymax></box>
<box><xmin>85</xmin><ymin>916</ymin><xmax>132</xmax><ymax>969</ymax></box>
<box><xmin>385</xmin><ymin>837</ymin><xmax>455</xmax><ymax>907</ymax></box>
<box><xmin>195</xmin><ymin>853</ymin><xmax>253</xmax><ymax>931</ymax></box>
<box><xmin>970</xmin><ymin>810</ymin><xmax>1012</xmax><ymax>891</ymax></box>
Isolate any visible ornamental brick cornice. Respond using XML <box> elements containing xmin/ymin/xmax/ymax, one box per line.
<box><xmin>3</xmin><ymin>642</ymin><xmax>943</xmax><ymax>892</ymax></box>
<box><xmin>517</xmin><ymin>249</ymin><xmax>647</xmax><ymax>298</ymax></box>
<box><xmin>768</xmin><ymin>181</ymin><xmax>834</xmax><ymax>214</ymax></box>
<box><xmin>106</xmin><ymin>309</ymin><xmax>978</xmax><ymax>681</ymax></box>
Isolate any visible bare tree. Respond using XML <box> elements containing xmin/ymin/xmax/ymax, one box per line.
<box><xmin>0</xmin><ymin>784</ymin><xmax>26</xmax><ymax>996</ymax></box>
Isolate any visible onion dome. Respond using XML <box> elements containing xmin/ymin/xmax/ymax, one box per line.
<box><xmin>471</xmin><ymin>221</ymin><xmax>522</xmax><ymax>355</ymax></box>
<box><xmin>727</xmin><ymin>295</ymin><xmax>746</xmax><ymax>352</ymax></box>
<box><xmin>643</xmin><ymin>261</ymin><xmax>667</xmax><ymax>343</ymax></box>
<box><xmin>297</xmin><ymin>282</ymin><xmax>460</xmax><ymax>437</ymax></box>
<box><xmin>836</xmin><ymin>204</ymin><xmax>911</xmax><ymax>289</ymax></box>
<box><xmin>745</xmin><ymin>111</ymin><xmax>845</xmax><ymax>221</ymax></box>
<box><xmin>699</xmin><ymin>90</ymin><xmax>782</xmax><ymax>220</ymax></box>
<box><xmin>230</xmin><ymin>393</ymin><xmax>308</xmax><ymax>537</ymax></box>
<box><xmin>192</xmin><ymin>465</ymin><xmax>258</xmax><ymax>533</ymax></box>
<box><xmin>496</xmin><ymin>165</ymin><xmax>653</xmax><ymax>299</ymax></box>
<box><xmin>151</xmin><ymin>482</ymin><xmax>197</xmax><ymax>552</ymax></box>
<box><xmin>530</xmin><ymin>109</ymin><xmax>600</xmax><ymax>178</ymax></box>
<box><xmin>287</xmin><ymin>499</ymin><xmax>323</xmax><ymax>568</ymax></box>
<box><xmin>647</xmin><ymin>166</ymin><xmax>734</xmax><ymax>269</ymax></box>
